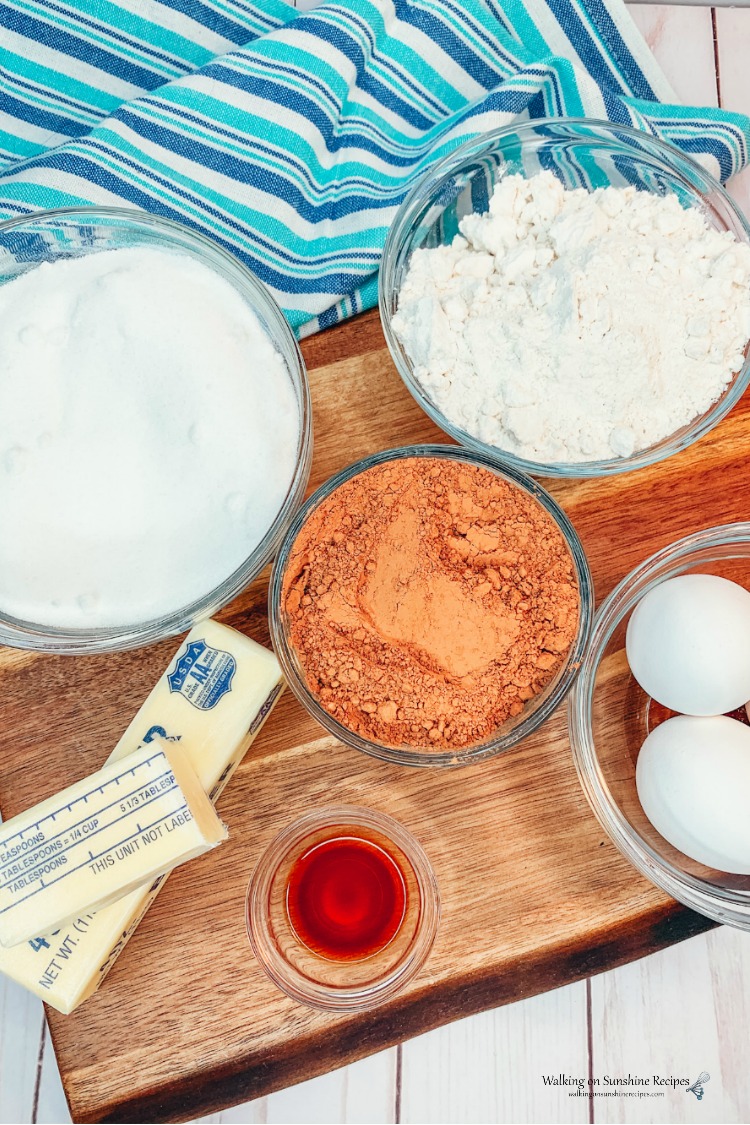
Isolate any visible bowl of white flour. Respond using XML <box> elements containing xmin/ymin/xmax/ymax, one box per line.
<box><xmin>0</xmin><ymin>208</ymin><xmax>312</xmax><ymax>652</ymax></box>
<box><xmin>380</xmin><ymin>119</ymin><xmax>750</xmax><ymax>477</ymax></box>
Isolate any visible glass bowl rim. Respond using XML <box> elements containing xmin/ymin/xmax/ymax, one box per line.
<box><xmin>378</xmin><ymin>115</ymin><xmax>750</xmax><ymax>480</ymax></box>
<box><xmin>0</xmin><ymin>205</ymin><xmax>313</xmax><ymax>653</ymax></box>
<box><xmin>568</xmin><ymin>521</ymin><xmax>750</xmax><ymax>926</ymax></box>
<box><xmin>246</xmin><ymin>803</ymin><xmax>440</xmax><ymax>1011</ymax></box>
<box><xmin>268</xmin><ymin>442</ymin><xmax>593</xmax><ymax>768</ymax></box>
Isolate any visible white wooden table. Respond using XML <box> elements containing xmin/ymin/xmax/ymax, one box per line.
<box><xmin>2</xmin><ymin>4</ymin><xmax>750</xmax><ymax>1123</ymax></box>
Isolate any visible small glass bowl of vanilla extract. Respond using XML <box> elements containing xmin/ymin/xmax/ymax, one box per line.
<box><xmin>246</xmin><ymin>806</ymin><xmax>440</xmax><ymax>1011</ymax></box>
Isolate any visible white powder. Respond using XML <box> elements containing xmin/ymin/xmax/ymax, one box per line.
<box><xmin>392</xmin><ymin>171</ymin><xmax>750</xmax><ymax>463</ymax></box>
<box><xmin>0</xmin><ymin>245</ymin><xmax>300</xmax><ymax>629</ymax></box>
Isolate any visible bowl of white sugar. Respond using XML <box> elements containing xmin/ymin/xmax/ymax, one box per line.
<box><xmin>0</xmin><ymin>208</ymin><xmax>311</xmax><ymax>652</ymax></box>
<box><xmin>380</xmin><ymin>118</ymin><xmax>750</xmax><ymax>478</ymax></box>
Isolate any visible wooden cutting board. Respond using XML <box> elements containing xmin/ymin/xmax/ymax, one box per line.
<box><xmin>0</xmin><ymin>306</ymin><xmax>735</xmax><ymax>1123</ymax></box>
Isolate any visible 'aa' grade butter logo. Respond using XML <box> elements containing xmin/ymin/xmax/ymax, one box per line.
<box><xmin>168</xmin><ymin>639</ymin><xmax>236</xmax><ymax>710</ymax></box>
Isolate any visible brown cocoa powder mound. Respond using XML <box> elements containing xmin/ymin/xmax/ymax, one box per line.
<box><xmin>282</xmin><ymin>457</ymin><xmax>579</xmax><ymax>750</ymax></box>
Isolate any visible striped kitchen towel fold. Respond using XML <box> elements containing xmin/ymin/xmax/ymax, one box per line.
<box><xmin>1</xmin><ymin>0</ymin><xmax>749</xmax><ymax>335</ymax></box>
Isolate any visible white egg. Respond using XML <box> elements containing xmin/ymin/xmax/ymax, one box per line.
<box><xmin>626</xmin><ymin>574</ymin><xmax>750</xmax><ymax>715</ymax></box>
<box><xmin>636</xmin><ymin>715</ymin><xmax>750</xmax><ymax>873</ymax></box>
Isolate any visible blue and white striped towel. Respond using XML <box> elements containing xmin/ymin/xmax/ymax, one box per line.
<box><xmin>1</xmin><ymin>0</ymin><xmax>749</xmax><ymax>335</ymax></box>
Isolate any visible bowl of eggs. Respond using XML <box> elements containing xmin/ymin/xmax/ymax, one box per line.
<box><xmin>568</xmin><ymin>523</ymin><xmax>750</xmax><ymax>929</ymax></box>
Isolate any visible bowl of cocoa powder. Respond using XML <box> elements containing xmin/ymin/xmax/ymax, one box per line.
<box><xmin>269</xmin><ymin>445</ymin><xmax>592</xmax><ymax>766</ymax></box>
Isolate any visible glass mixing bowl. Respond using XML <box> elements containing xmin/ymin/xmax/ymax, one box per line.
<box><xmin>0</xmin><ymin>207</ymin><xmax>312</xmax><ymax>653</ymax></box>
<box><xmin>269</xmin><ymin>444</ymin><xmax>593</xmax><ymax>767</ymax></box>
<box><xmin>379</xmin><ymin>117</ymin><xmax>750</xmax><ymax>479</ymax></box>
<box><xmin>569</xmin><ymin>523</ymin><xmax>750</xmax><ymax>929</ymax></box>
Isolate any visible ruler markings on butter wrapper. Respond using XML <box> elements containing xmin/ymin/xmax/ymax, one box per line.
<box><xmin>0</xmin><ymin>802</ymin><xmax>191</xmax><ymax>913</ymax></box>
<box><xmin>0</xmin><ymin>738</ymin><xmax>226</xmax><ymax>948</ymax></box>
<box><xmin>0</xmin><ymin>758</ymin><xmax>175</xmax><ymax>878</ymax></box>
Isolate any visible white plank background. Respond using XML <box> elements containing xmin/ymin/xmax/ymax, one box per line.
<box><xmin>2</xmin><ymin>4</ymin><xmax>750</xmax><ymax>1124</ymax></box>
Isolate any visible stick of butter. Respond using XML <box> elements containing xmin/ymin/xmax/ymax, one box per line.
<box><xmin>0</xmin><ymin>620</ymin><xmax>283</xmax><ymax>1010</ymax></box>
<box><xmin>0</xmin><ymin>740</ymin><xmax>227</xmax><ymax>948</ymax></box>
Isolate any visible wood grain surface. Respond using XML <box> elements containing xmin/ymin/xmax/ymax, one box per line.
<box><xmin>0</xmin><ymin>306</ymin><xmax>736</xmax><ymax>1124</ymax></box>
